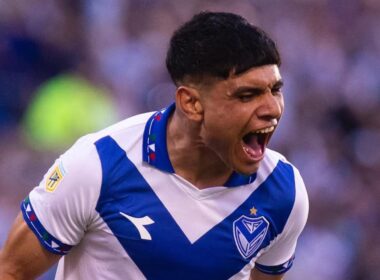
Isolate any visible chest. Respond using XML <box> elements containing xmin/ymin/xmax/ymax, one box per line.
<box><xmin>95</xmin><ymin>173</ymin><xmax>281</xmax><ymax>280</ymax></box>
<box><xmin>93</xmin><ymin>136</ymin><xmax>295</xmax><ymax>279</ymax></box>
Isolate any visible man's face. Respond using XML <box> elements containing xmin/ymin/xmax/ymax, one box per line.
<box><xmin>198</xmin><ymin>64</ymin><xmax>284</xmax><ymax>175</ymax></box>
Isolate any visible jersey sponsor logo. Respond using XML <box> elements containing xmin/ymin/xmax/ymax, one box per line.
<box><xmin>45</xmin><ymin>164</ymin><xmax>64</xmax><ymax>192</ymax></box>
<box><xmin>233</xmin><ymin>215</ymin><xmax>269</xmax><ymax>259</ymax></box>
<box><xmin>120</xmin><ymin>212</ymin><xmax>155</xmax><ymax>240</ymax></box>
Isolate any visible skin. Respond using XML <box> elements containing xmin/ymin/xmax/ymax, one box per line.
<box><xmin>251</xmin><ymin>269</ymin><xmax>284</xmax><ymax>280</ymax></box>
<box><xmin>0</xmin><ymin>64</ymin><xmax>285</xmax><ymax>279</ymax></box>
<box><xmin>0</xmin><ymin>213</ymin><xmax>61</xmax><ymax>279</ymax></box>
<box><xmin>167</xmin><ymin>64</ymin><xmax>284</xmax><ymax>188</ymax></box>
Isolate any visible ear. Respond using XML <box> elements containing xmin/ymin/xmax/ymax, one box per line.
<box><xmin>175</xmin><ymin>86</ymin><xmax>204</xmax><ymax>122</ymax></box>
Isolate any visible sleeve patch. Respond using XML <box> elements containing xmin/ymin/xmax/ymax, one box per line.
<box><xmin>21</xmin><ymin>196</ymin><xmax>73</xmax><ymax>255</ymax></box>
<box><xmin>45</xmin><ymin>162</ymin><xmax>66</xmax><ymax>192</ymax></box>
<box><xmin>255</xmin><ymin>254</ymin><xmax>295</xmax><ymax>275</ymax></box>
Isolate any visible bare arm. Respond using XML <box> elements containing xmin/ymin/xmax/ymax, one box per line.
<box><xmin>0</xmin><ymin>212</ymin><xmax>61</xmax><ymax>279</ymax></box>
<box><xmin>251</xmin><ymin>268</ymin><xmax>284</xmax><ymax>280</ymax></box>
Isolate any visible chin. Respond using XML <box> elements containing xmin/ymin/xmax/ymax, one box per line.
<box><xmin>234</xmin><ymin>162</ymin><xmax>260</xmax><ymax>175</ymax></box>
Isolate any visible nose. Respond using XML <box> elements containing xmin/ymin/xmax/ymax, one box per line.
<box><xmin>256</xmin><ymin>90</ymin><xmax>283</xmax><ymax>121</ymax></box>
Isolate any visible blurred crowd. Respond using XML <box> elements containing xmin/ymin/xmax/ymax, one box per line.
<box><xmin>0</xmin><ymin>0</ymin><xmax>379</xmax><ymax>279</ymax></box>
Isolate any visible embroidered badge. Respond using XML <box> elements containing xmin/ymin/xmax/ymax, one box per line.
<box><xmin>45</xmin><ymin>163</ymin><xmax>65</xmax><ymax>192</ymax></box>
<box><xmin>233</xmin><ymin>215</ymin><xmax>269</xmax><ymax>259</ymax></box>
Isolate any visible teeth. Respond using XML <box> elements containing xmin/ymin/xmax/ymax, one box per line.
<box><xmin>253</xmin><ymin>126</ymin><xmax>275</xmax><ymax>134</ymax></box>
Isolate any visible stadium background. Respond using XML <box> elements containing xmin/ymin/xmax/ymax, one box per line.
<box><xmin>0</xmin><ymin>0</ymin><xmax>379</xmax><ymax>279</ymax></box>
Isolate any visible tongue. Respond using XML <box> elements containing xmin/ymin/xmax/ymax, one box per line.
<box><xmin>244</xmin><ymin>134</ymin><xmax>263</xmax><ymax>157</ymax></box>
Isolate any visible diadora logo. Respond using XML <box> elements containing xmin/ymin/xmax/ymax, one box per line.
<box><xmin>233</xmin><ymin>215</ymin><xmax>269</xmax><ymax>259</ymax></box>
<box><xmin>120</xmin><ymin>212</ymin><xmax>155</xmax><ymax>240</ymax></box>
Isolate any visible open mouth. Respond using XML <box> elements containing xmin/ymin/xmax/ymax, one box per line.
<box><xmin>241</xmin><ymin>126</ymin><xmax>275</xmax><ymax>160</ymax></box>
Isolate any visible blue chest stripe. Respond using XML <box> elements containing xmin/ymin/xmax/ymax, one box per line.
<box><xmin>95</xmin><ymin>136</ymin><xmax>295</xmax><ymax>280</ymax></box>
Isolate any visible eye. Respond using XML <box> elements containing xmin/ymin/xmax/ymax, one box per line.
<box><xmin>271</xmin><ymin>81</ymin><xmax>284</xmax><ymax>96</ymax></box>
<box><xmin>238</xmin><ymin>94</ymin><xmax>254</xmax><ymax>102</ymax></box>
<box><xmin>271</xmin><ymin>87</ymin><xmax>282</xmax><ymax>96</ymax></box>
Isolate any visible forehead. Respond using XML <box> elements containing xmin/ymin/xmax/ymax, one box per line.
<box><xmin>228</xmin><ymin>65</ymin><xmax>281</xmax><ymax>88</ymax></box>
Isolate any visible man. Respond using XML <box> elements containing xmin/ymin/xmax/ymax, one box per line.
<box><xmin>0</xmin><ymin>12</ymin><xmax>308</xmax><ymax>280</ymax></box>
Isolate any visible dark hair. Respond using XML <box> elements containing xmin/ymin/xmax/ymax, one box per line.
<box><xmin>166</xmin><ymin>12</ymin><xmax>281</xmax><ymax>85</ymax></box>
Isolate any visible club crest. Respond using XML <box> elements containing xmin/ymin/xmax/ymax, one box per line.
<box><xmin>233</xmin><ymin>215</ymin><xmax>269</xmax><ymax>259</ymax></box>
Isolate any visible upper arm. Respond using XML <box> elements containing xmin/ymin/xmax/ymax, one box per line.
<box><xmin>21</xmin><ymin>135</ymin><xmax>102</xmax><ymax>251</ymax></box>
<box><xmin>251</xmin><ymin>268</ymin><xmax>284</xmax><ymax>280</ymax></box>
<box><xmin>0</xmin><ymin>135</ymin><xmax>102</xmax><ymax>279</ymax></box>
<box><xmin>0</xmin><ymin>213</ymin><xmax>61</xmax><ymax>279</ymax></box>
<box><xmin>254</xmin><ymin>166</ymin><xmax>309</xmax><ymax>276</ymax></box>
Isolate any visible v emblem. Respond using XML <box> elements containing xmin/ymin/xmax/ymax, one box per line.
<box><xmin>120</xmin><ymin>212</ymin><xmax>155</xmax><ymax>240</ymax></box>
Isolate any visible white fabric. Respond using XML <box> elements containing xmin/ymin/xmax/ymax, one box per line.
<box><xmin>27</xmin><ymin>111</ymin><xmax>308</xmax><ymax>280</ymax></box>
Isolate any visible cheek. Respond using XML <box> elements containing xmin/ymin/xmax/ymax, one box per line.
<box><xmin>204</xmin><ymin>106</ymin><xmax>233</xmax><ymax>131</ymax></box>
<box><xmin>203</xmin><ymin>117</ymin><xmax>239</xmax><ymax>150</ymax></box>
<box><xmin>202</xmin><ymin>103</ymin><xmax>247</xmax><ymax>145</ymax></box>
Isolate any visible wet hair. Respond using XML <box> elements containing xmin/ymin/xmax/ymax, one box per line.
<box><xmin>166</xmin><ymin>11</ymin><xmax>281</xmax><ymax>85</ymax></box>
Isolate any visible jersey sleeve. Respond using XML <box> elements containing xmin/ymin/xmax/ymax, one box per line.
<box><xmin>255</xmin><ymin>166</ymin><xmax>309</xmax><ymax>275</ymax></box>
<box><xmin>21</xmin><ymin>134</ymin><xmax>102</xmax><ymax>255</ymax></box>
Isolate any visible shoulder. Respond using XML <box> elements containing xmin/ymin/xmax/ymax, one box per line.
<box><xmin>252</xmin><ymin>149</ymin><xmax>309</xmax><ymax>270</ymax></box>
<box><xmin>263</xmin><ymin>148</ymin><xmax>287</xmax><ymax>165</ymax></box>
<box><xmin>263</xmin><ymin>148</ymin><xmax>307</xmax><ymax>194</ymax></box>
<box><xmin>96</xmin><ymin>111</ymin><xmax>154</xmax><ymax>138</ymax></box>
<box><xmin>260</xmin><ymin>148</ymin><xmax>300</xmax><ymax>196</ymax></box>
<box><xmin>65</xmin><ymin>111</ymin><xmax>154</xmax><ymax>159</ymax></box>
<box><xmin>267</xmin><ymin>149</ymin><xmax>308</xmax><ymax>208</ymax></box>
<box><xmin>46</xmin><ymin>111</ymin><xmax>154</xmax><ymax>195</ymax></box>
<box><xmin>264</xmin><ymin>148</ymin><xmax>309</xmax><ymax>233</ymax></box>
<box><xmin>260</xmin><ymin>148</ymin><xmax>309</xmax><ymax>229</ymax></box>
<box><xmin>25</xmin><ymin>112</ymin><xmax>156</xmax><ymax>247</ymax></box>
<box><xmin>82</xmin><ymin>111</ymin><xmax>154</xmax><ymax>147</ymax></box>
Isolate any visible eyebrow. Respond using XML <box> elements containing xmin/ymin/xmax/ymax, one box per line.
<box><xmin>272</xmin><ymin>80</ymin><xmax>284</xmax><ymax>89</ymax></box>
<box><xmin>232</xmin><ymin>79</ymin><xmax>284</xmax><ymax>95</ymax></box>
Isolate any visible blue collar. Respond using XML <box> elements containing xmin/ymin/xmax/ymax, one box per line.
<box><xmin>142</xmin><ymin>103</ymin><xmax>256</xmax><ymax>187</ymax></box>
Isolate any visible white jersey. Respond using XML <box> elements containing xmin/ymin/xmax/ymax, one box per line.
<box><xmin>21</xmin><ymin>104</ymin><xmax>308</xmax><ymax>280</ymax></box>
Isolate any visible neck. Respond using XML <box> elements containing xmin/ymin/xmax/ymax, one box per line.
<box><xmin>167</xmin><ymin>111</ymin><xmax>232</xmax><ymax>189</ymax></box>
